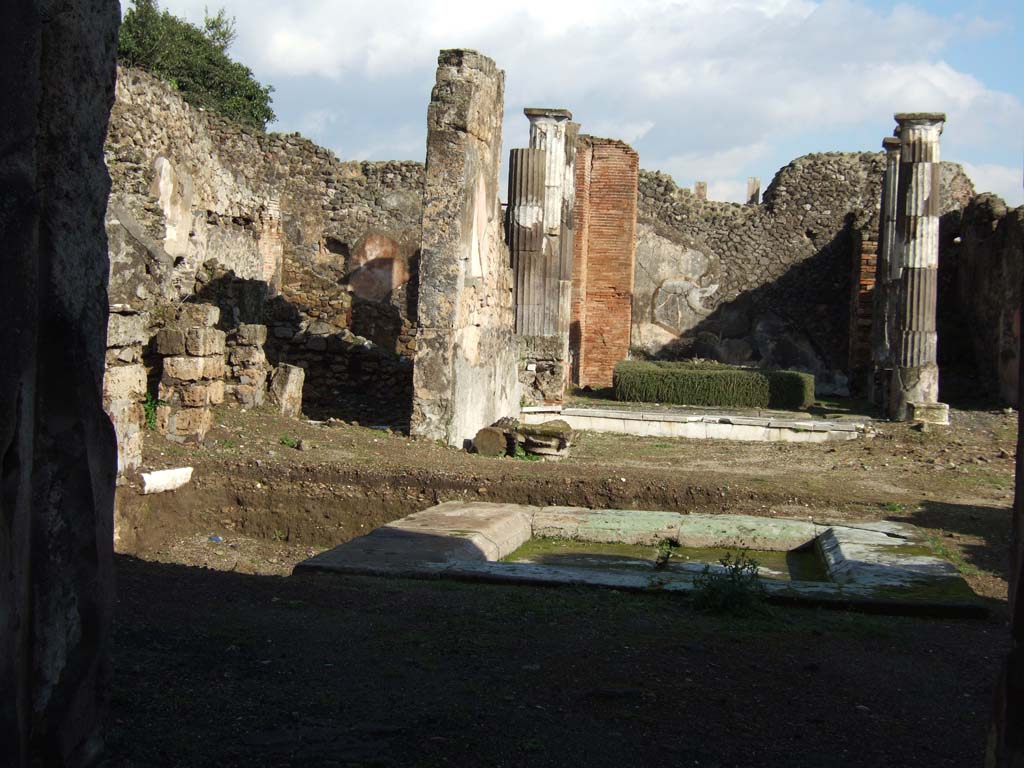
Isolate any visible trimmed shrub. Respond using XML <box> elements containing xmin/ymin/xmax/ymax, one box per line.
<box><xmin>613</xmin><ymin>360</ymin><xmax>814</xmax><ymax>410</ymax></box>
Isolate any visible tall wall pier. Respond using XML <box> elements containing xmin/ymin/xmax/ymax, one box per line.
<box><xmin>571</xmin><ymin>137</ymin><xmax>640</xmax><ymax>389</ymax></box>
<box><xmin>1</xmin><ymin>1</ymin><xmax>119</xmax><ymax>764</ymax></box>
<box><xmin>411</xmin><ymin>50</ymin><xmax>520</xmax><ymax>445</ymax></box>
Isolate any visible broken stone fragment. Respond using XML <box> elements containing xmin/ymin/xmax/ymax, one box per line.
<box><xmin>518</xmin><ymin>419</ymin><xmax>574</xmax><ymax>460</ymax></box>
<box><xmin>141</xmin><ymin>467</ymin><xmax>194</xmax><ymax>494</ymax></box>
<box><xmin>165</xmin><ymin>407</ymin><xmax>213</xmax><ymax>443</ymax></box>
<box><xmin>270</xmin><ymin>363</ymin><xmax>305</xmax><ymax>418</ymax></box>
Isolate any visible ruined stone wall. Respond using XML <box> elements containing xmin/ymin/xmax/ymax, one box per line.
<box><xmin>635</xmin><ymin>153</ymin><xmax>974</xmax><ymax>394</ymax></box>
<box><xmin>954</xmin><ymin>194</ymin><xmax>1024</xmax><ymax>405</ymax></box>
<box><xmin>103</xmin><ymin>67</ymin><xmax>425</xmax><ymax>448</ymax></box>
<box><xmin>1</xmin><ymin>1</ymin><xmax>119</xmax><ymax>763</ymax></box>
<box><xmin>411</xmin><ymin>50</ymin><xmax>520</xmax><ymax>445</ymax></box>
<box><xmin>571</xmin><ymin>137</ymin><xmax>639</xmax><ymax>389</ymax></box>
<box><xmin>106</xmin><ymin>68</ymin><xmax>423</xmax><ymax>344</ymax></box>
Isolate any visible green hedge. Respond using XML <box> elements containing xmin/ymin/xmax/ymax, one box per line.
<box><xmin>613</xmin><ymin>361</ymin><xmax>815</xmax><ymax>410</ymax></box>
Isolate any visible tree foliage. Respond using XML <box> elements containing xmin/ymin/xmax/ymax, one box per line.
<box><xmin>119</xmin><ymin>0</ymin><xmax>275</xmax><ymax>130</ymax></box>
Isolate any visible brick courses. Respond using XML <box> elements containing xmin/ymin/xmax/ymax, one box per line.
<box><xmin>571</xmin><ymin>137</ymin><xmax>639</xmax><ymax>388</ymax></box>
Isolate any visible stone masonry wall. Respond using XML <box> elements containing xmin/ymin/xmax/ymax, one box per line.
<box><xmin>411</xmin><ymin>49</ymin><xmax>521</xmax><ymax>445</ymax></box>
<box><xmin>635</xmin><ymin>153</ymin><xmax>974</xmax><ymax>394</ymax></box>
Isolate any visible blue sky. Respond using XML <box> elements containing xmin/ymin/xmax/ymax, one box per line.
<box><xmin>157</xmin><ymin>0</ymin><xmax>1023</xmax><ymax>205</ymax></box>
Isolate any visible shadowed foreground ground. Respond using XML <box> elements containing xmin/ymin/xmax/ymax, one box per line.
<box><xmin>107</xmin><ymin>555</ymin><xmax>1005</xmax><ymax>767</ymax></box>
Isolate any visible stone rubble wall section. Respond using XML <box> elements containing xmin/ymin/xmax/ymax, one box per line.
<box><xmin>411</xmin><ymin>50</ymin><xmax>521</xmax><ymax>445</ymax></box>
<box><xmin>571</xmin><ymin>136</ymin><xmax>639</xmax><ymax>389</ymax></box>
<box><xmin>634</xmin><ymin>153</ymin><xmax>974</xmax><ymax>394</ymax></box>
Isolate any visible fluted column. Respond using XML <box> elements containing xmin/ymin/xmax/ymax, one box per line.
<box><xmin>871</xmin><ymin>136</ymin><xmax>901</xmax><ymax>404</ymax></box>
<box><xmin>507</xmin><ymin>147</ymin><xmax>547</xmax><ymax>335</ymax></box>
<box><xmin>889</xmin><ymin>112</ymin><xmax>947</xmax><ymax>423</ymax></box>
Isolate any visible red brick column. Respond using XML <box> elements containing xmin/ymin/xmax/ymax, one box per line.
<box><xmin>570</xmin><ymin>137</ymin><xmax>638</xmax><ymax>388</ymax></box>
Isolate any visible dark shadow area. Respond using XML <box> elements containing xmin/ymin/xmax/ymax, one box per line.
<box><xmin>890</xmin><ymin>500</ymin><xmax>1013</xmax><ymax>585</ymax></box>
<box><xmin>935</xmin><ymin>208</ymin><xmax>1009</xmax><ymax>410</ymax></box>
<box><xmin>107</xmin><ymin>551</ymin><xmax>1006</xmax><ymax>767</ymax></box>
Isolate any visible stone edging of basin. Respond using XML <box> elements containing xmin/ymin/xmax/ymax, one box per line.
<box><xmin>295</xmin><ymin>503</ymin><xmax>984</xmax><ymax>617</ymax></box>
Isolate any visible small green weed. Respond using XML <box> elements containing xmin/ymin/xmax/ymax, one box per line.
<box><xmin>882</xmin><ymin>501</ymin><xmax>905</xmax><ymax>514</ymax></box>
<box><xmin>271</xmin><ymin>529</ymin><xmax>287</xmax><ymax>542</ymax></box>
<box><xmin>279</xmin><ymin>435</ymin><xmax>299</xmax><ymax>449</ymax></box>
<box><xmin>221</xmin><ymin>438</ymin><xmax>237</xmax><ymax>449</ymax></box>
<box><xmin>692</xmin><ymin>551</ymin><xmax>768</xmax><ymax>615</ymax></box>
<box><xmin>143</xmin><ymin>392</ymin><xmax>166</xmax><ymax>430</ymax></box>
<box><xmin>512</xmin><ymin>443</ymin><xmax>543</xmax><ymax>462</ymax></box>
<box><xmin>923</xmin><ymin>532</ymin><xmax>980</xmax><ymax>577</ymax></box>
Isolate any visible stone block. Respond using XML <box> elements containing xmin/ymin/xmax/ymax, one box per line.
<box><xmin>177</xmin><ymin>302</ymin><xmax>220</xmax><ymax>328</ymax></box>
<box><xmin>163</xmin><ymin>355</ymin><xmax>225</xmax><ymax>382</ymax></box>
<box><xmin>166</xmin><ymin>406</ymin><xmax>213</xmax><ymax>443</ymax></box>
<box><xmin>236</xmin><ymin>323</ymin><xmax>268</xmax><ymax>346</ymax></box>
<box><xmin>269</xmin><ymin>363</ymin><xmax>305</xmax><ymax>418</ymax></box>
<box><xmin>185</xmin><ymin>326</ymin><xmax>226</xmax><ymax>357</ymax></box>
<box><xmin>103</xmin><ymin>364</ymin><xmax>147</xmax><ymax>403</ymax></box>
<box><xmin>154</xmin><ymin>328</ymin><xmax>186</xmax><ymax>356</ymax></box>
<box><xmin>229</xmin><ymin>345</ymin><xmax>267</xmax><ymax>365</ymax></box>
<box><xmin>181</xmin><ymin>380</ymin><xmax>225</xmax><ymax>407</ymax></box>
<box><xmin>226</xmin><ymin>383</ymin><xmax>265</xmax><ymax>408</ymax></box>
<box><xmin>107</xmin><ymin>311</ymin><xmax>148</xmax><ymax>348</ymax></box>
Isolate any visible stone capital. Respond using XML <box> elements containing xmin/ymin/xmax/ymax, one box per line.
<box><xmin>894</xmin><ymin>112</ymin><xmax>946</xmax><ymax>134</ymax></box>
<box><xmin>882</xmin><ymin>136</ymin><xmax>901</xmax><ymax>153</ymax></box>
<box><xmin>524</xmin><ymin>107</ymin><xmax>573</xmax><ymax>122</ymax></box>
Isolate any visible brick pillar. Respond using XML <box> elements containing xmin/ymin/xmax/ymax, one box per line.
<box><xmin>889</xmin><ymin>112</ymin><xmax>947</xmax><ymax>424</ymax></box>
<box><xmin>694</xmin><ymin>181</ymin><xmax>708</xmax><ymax>201</ymax></box>
<box><xmin>570</xmin><ymin>136</ymin><xmax>639</xmax><ymax>389</ymax></box>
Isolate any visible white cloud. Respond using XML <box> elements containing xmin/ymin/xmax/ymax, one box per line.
<box><xmin>662</xmin><ymin>143</ymin><xmax>770</xmax><ymax>185</ymax></box>
<box><xmin>155</xmin><ymin>0</ymin><xmax>1023</xmax><ymax>191</ymax></box>
<box><xmin>295</xmin><ymin>108</ymin><xmax>337</xmax><ymax>139</ymax></box>
<box><xmin>585</xmin><ymin>120</ymin><xmax>656</xmax><ymax>144</ymax></box>
<box><xmin>962</xmin><ymin>162</ymin><xmax>1024</xmax><ymax>207</ymax></box>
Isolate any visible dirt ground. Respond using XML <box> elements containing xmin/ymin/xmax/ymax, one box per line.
<box><xmin>106</xmin><ymin>401</ymin><xmax>1018</xmax><ymax>766</ymax></box>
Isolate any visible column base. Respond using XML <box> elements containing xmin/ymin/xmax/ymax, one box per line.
<box><xmin>889</xmin><ymin>364</ymin><xmax>939</xmax><ymax>420</ymax></box>
<box><xmin>907</xmin><ymin>401</ymin><xmax>950</xmax><ymax>426</ymax></box>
